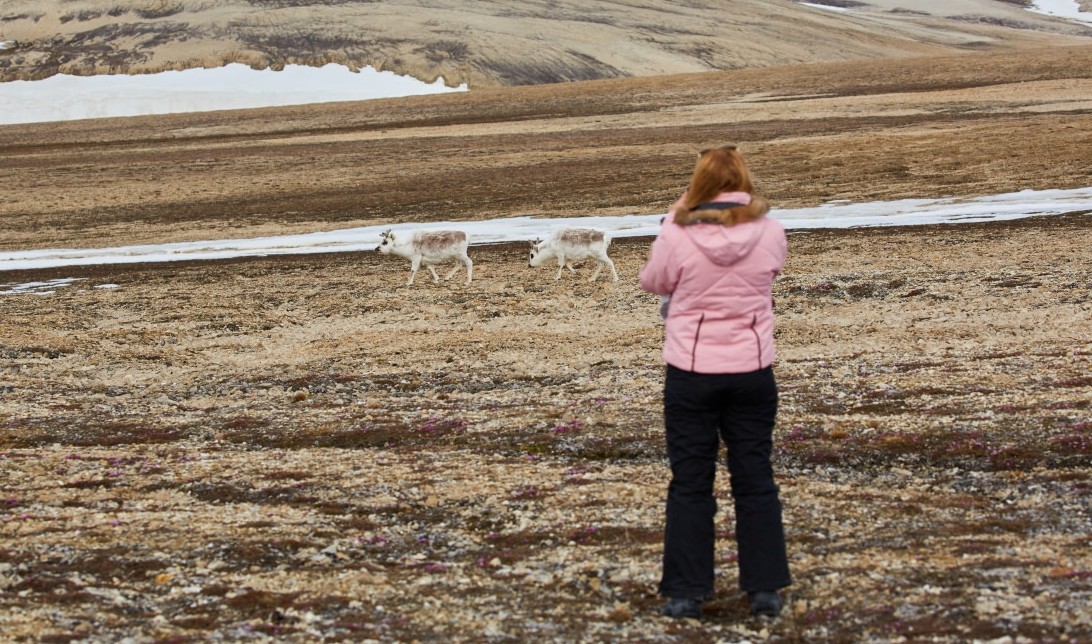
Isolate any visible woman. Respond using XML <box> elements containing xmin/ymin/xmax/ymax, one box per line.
<box><xmin>639</xmin><ymin>145</ymin><xmax>791</xmax><ymax>619</ymax></box>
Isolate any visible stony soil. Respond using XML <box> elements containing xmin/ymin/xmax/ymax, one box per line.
<box><xmin>1</xmin><ymin>45</ymin><xmax>1090</xmax><ymax>642</ymax></box>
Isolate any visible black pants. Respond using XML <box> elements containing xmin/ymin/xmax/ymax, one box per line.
<box><xmin>659</xmin><ymin>364</ymin><xmax>791</xmax><ymax>599</ymax></box>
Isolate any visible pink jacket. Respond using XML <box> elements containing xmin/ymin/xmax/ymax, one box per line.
<box><xmin>639</xmin><ymin>192</ymin><xmax>787</xmax><ymax>374</ymax></box>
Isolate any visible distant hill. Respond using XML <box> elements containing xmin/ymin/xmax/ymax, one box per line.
<box><xmin>1</xmin><ymin>0</ymin><xmax>1091</xmax><ymax>85</ymax></box>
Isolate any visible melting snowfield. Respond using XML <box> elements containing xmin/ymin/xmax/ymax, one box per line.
<box><xmin>1028</xmin><ymin>0</ymin><xmax>1092</xmax><ymax>23</ymax></box>
<box><xmin>0</xmin><ymin>63</ymin><xmax>466</xmax><ymax>125</ymax></box>
<box><xmin>3</xmin><ymin>187</ymin><xmax>1091</xmax><ymax>294</ymax></box>
<box><xmin>1</xmin><ymin>188</ymin><xmax>1092</xmax><ymax>276</ymax></box>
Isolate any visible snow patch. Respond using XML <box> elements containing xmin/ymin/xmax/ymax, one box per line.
<box><xmin>1028</xmin><ymin>0</ymin><xmax>1092</xmax><ymax>23</ymax></box>
<box><xmin>0</xmin><ymin>63</ymin><xmax>467</xmax><ymax>125</ymax></box>
<box><xmin>799</xmin><ymin>3</ymin><xmax>850</xmax><ymax>12</ymax></box>
<box><xmin>1</xmin><ymin>188</ymin><xmax>1090</xmax><ymax>274</ymax></box>
<box><xmin>0</xmin><ymin>278</ymin><xmax>83</xmax><ymax>295</ymax></box>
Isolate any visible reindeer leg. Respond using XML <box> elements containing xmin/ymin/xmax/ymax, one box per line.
<box><xmin>589</xmin><ymin>261</ymin><xmax>603</xmax><ymax>282</ymax></box>
<box><xmin>464</xmin><ymin>257</ymin><xmax>474</xmax><ymax>283</ymax></box>
<box><xmin>443</xmin><ymin>264</ymin><xmax>461</xmax><ymax>280</ymax></box>
<box><xmin>555</xmin><ymin>254</ymin><xmax>565</xmax><ymax>280</ymax></box>
<box><xmin>606</xmin><ymin>256</ymin><xmax>619</xmax><ymax>282</ymax></box>
<box><xmin>408</xmin><ymin>257</ymin><xmax>421</xmax><ymax>285</ymax></box>
<box><xmin>427</xmin><ymin>265</ymin><xmax>441</xmax><ymax>283</ymax></box>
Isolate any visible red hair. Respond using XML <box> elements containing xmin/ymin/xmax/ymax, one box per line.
<box><xmin>675</xmin><ymin>146</ymin><xmax>767</xmax><ymax>226</ymax></box>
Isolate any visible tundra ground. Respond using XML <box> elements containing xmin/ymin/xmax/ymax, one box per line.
<box><xmin>1</xmin><ymin>45</ymin><xmax>1091</xmax><ymax>641</ymax></box>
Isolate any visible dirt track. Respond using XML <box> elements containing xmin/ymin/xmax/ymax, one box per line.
<box><xmin>0</xmin><ymin>45</ymin><xmax>1090</xmax><ymax>641</ymax></box>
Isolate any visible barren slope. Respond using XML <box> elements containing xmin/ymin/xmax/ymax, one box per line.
<box><xmin>1</xmin><ymin>0</ymin><xmax>1091</xmax><ymax>85</ymax></box>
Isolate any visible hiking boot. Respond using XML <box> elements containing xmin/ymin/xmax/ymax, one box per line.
<box><xmin>661</xmin><ymin>597</ymin><xmax>702</xmax><ymax>619</ymax></box>
<box><xmin>748</xmin><ymin>590</ymin><xmax>782</xmax><ymax>618</ymax></box>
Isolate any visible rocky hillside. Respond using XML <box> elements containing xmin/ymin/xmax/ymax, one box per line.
<box><xmin>1</xmin><ymin>0</ymin><xmax>1091</xmax><ymax>85</ymax></box>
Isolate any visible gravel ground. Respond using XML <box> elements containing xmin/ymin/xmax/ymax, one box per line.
<box><xmin>1</xmin><ymin>214</ymin><xmax>1089</xmax><ymax>641</ymax></box>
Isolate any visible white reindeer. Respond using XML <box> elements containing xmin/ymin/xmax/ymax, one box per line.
<box><xmin>529</xmin><ymin>227</ymin><xmax>619</xmax><ymax>282</ymax></box>
<box><xmin>375</xmin><ymin>229</ymin><xmax>473</xmax><ymax>285</ymax></box>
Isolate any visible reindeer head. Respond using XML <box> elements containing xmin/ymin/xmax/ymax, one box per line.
<box><xmin>528</xmin><ymin>239</ymin><xmax>544</xmax><ymax>267</ymax></box>
<box><xmin>375</xmin><ymin>229</ymin><xmax>394</xmax><ymax>253</ymax></box>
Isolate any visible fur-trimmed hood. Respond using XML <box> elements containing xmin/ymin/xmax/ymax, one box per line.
<box><xmin>672</xmin><ymin>192</ymin><xmax>773</xmax><ymax>267</ymax></box>
<box><xmin>673</xmin><ymin>195</ymin><xmax>771</xmax><ymax>226</ymax></box>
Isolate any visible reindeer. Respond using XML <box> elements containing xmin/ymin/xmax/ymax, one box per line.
<box><xmin>529</xmin><ymin>227</ymin><xmax>619</xmax><ymax>282</ymax></box>
<box><xmin>375</xmin><ymin>229</ymin><xmax>473</xmax><ymax>285</ymax></box>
